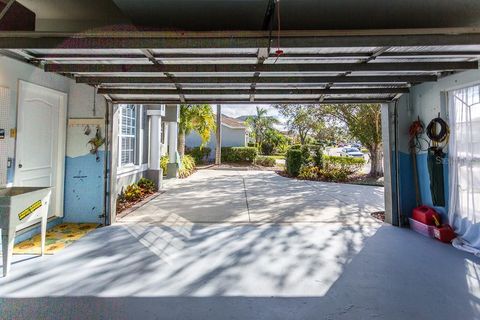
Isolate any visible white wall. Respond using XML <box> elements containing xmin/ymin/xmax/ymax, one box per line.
<box><xmin>0</xmin><ymin>56</ymin><xmax>71</xmax><ymax>165</ymax></box>
<box><xmin>186</xmin><ymin>125</ymin><xmax>247</xmax><ymax>157</ymax></box>
<box><xmin>0</xmin><ymin>56</ymin><xmax>108</xmax><ymax>223</ymax></box>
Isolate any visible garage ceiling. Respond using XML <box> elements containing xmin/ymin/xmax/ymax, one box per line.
<box><xmin>4</xmin><ymin>1</ymin><xmax>480</xmax><ymax>104</ymax></box>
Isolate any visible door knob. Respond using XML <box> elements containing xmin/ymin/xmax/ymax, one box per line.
<box><xmin>18</xmin><ymin>164</ymin><xmax>22</xmax><ymax>168</ymax></box>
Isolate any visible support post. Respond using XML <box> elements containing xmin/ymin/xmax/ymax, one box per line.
<box><xmin>108</xmin><ymin>102</ymin><xmax>119</xmax><ymax>225</ymax></box>
<box><xmin>146</xmin><ymin>109</ymin><xmax>163</xmax><ymax>189</ymax></box>
<box><xmin>215</xmin><ymin>104</ymin><xmax>222</xmax><ymax>165</ymax></box>
<box><xmin>167</xmin><ymin>121</ymin><xmax>178</xmax><ymax>178</ymax></box>
<box><xmin>381</xmin><ymin>102</ymin><xmax>399</xmax><ymax>226</ymax></box>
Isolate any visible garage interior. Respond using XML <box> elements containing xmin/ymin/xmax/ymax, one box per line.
<box><xmin>0</xmin><ymin>1</ymin><xmax>480</xmax><ymax>319</ymax></box>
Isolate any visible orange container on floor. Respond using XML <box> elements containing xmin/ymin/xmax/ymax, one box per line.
<box><xmin>412</xmin><ymin>206</ymin><xmax>441</xmax><ymax>226</ymax></box>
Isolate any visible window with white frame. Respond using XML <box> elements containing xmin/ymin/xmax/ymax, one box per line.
<box><xmin>119</xmin><ymin>104</ymin><xmax>137</xmax><ymax>167</ymax></box>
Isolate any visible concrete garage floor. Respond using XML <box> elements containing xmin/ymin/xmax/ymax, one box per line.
<box><xmin>0</xmin><ymin>169</ymin><xmax>479</xmax><ymax>320</ymax></box>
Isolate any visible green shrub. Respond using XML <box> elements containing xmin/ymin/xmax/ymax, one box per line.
<box><xmin>123</xmin><ymin>184</ymin><xmax>142</xmax><ymax>202</ymax></box>
<box><xmin>179</xmin><ymin>155</ymin><xmax>196</xmax><ymax>178</ymax></box>
<box><xmin>324</xmin><ymin>155</ymin><xmax>365</xmax><ymax>173</ymax></box>
<box><xmin>221</xmin><ymin>147</ymin><xmax>258</xmax><ymax>163</ymax></box>
<box><xmin>318</xmin><ymin>168</ymin><xmax>349</xmax><ymax>182</ymax></box>
<box><xmin>255</xmin><ymin>156</ymin><xmax>276</xmax><ymax>167</ymax></box>
<box><xmin>298</xmin><ymin>166</ymin><xmax>320</xmax><ymax>179</ymax></box>
<box><xmin>290</xmin><ymin>144</ymin><xmax>301</xmax><ymax>150</ymax></box>
<box><xmin>311</xmin><ymin>145</ymin><xmax>324</xmax><ymax>169</ymax></box>
<box><xmin>186</xmin><ymin>146</ymin><xmax>211</xmax><ymax>164</ymax></box>
<box><xmin>286</xmin><ymin>149</ymin><xmax>303</xmax><ymax>176</ymax></box>
<box><xmin>137</xmin><ymin>177</ymin><xmax>156</xmax><ymax>193</ymax></box>
<box><xmin>160</xmin><ymin>155</ymin><xmax>169</xmax><ymax>175</ymax></box>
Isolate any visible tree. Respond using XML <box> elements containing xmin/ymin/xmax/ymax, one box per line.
<box><xmin>317</xmin><ymin>104</ymin><xmax>383</xmax><ymax>177</ymax></box>
<box><xmin>245</xmin><ymin>107</ymin><xmax>280</xmax><ymax>148</ymax></box>
<box><xmin>261</xmin><ymin>128</ymin><xmax>288</xmax><ymax>155</ymax></box>
<box><xmin>274</xmin><ymin>104</ymin><xmax>321</xmax><ymax>145</ymax></box>
<box><xmin>177</xmin><ymin>104</ymin><xmax>216</xmax><ymax>157</ymax></box>
<box><xmin>313</xmin><ymin>120</ymin><xmax>351</xmax><ymax>146</ymax></box>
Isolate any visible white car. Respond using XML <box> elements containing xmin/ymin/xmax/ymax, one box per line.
<box><xmin>341</xmin><ymin>147</ymin><xmax>364</xmax><ymax>158</ymax></box>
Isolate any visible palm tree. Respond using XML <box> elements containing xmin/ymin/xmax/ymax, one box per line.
<box><xmin>177</xmin><ymin>104</ymin><xmax>216</xmax><ymax>157</ymax></box>
<box><xmin>246</xmin><ymin>107</ymin><xmax>279</xmax><ymax>147</ymax></box>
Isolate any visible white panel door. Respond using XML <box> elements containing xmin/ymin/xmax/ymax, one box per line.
<box><xmin>14</xmin><ymin>81</ymin><xmax>67</xmax><ymax>219</ymax></box>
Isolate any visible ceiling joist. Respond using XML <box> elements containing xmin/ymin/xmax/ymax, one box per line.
<box><xmin>97</xmin><ymin>88</ymin><xmax>409</xmax><ymax>95</ymax></box>
<box><xmin>44</xmin><ymin>62</ymin><xmax>478</xmax><ymax>73</ymax></box>
<box><xmin>1</xmin><ymin>28</ymin><xmax>480</xmax><ymax>48</ymax></box>
<box><xmin>75</xmin><ymin>75</ymin><xmax>437</xmax><ymax>85</ymax></box>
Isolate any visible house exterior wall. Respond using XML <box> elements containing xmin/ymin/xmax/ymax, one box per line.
<box><xmin>115</xmin><ymin>105</ymin><xmax>149</xmax><ymax>196</ymax></box>
<box><xmin>394</xmin><ymin>69</ymin><xmax>480</xmax><ymax>224</ymax></box>
<box><xmin>0</xmin><ymin>56</ymin><xmax>108</xmax><ymax>243</ymax></box>
<box><xmin>186</xmin><ymin>126</ymin><xmax>247</xmax><ymax>159</ymax></box>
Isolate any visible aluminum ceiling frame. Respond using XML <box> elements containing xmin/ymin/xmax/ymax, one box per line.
<box><xmin>2</xmin><ymin>28</ymin><xmax>480</xmax><ymax>104</ymax></box>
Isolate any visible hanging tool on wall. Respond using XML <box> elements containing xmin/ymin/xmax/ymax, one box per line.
<box><xmin>426</xmin><ymin>113</ymin><xmax>450</xmax><ymax>207</ymax></box>
<box><xmin>408</xmin><ymin>117</ymin><xmax>425</xmax><ymax>206</ymax></box>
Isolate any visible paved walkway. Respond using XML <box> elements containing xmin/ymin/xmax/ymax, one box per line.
<box><xmin>1</xmin><ymin>170</ymin><xmax>479</xmax><ymax>320</ymax></box>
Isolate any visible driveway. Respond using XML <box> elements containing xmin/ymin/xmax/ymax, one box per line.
<box><xmin>1</xmin><ymin>170</ymin><xmax>479</xmax><ymax>320</ymax></box>
<box><xmin>119</xmin><ymin>169</ymin><xmax>384</xmax><ymax>225</ymax></box>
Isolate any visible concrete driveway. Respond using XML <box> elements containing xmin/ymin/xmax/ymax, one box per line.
<box><xmin>119</xmin><ymin>169</ymin><xmax>384</xmax><ymax>225</ymax></box>
<box><xmin>1</xmin><ymin>170</ymin><xmax>479</xmax><ymax>320</ymax></box>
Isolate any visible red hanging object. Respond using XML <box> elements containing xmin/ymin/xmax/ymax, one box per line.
<box><xmin>273</xmin><ymin>0</ymin><xmax>283</xmax><ymax>62</ymax></box>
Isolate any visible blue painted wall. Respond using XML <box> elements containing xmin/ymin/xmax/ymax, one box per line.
<box><xmin>398</xmin><ymin>151</ymin><xmax>449</xmax><ymax>221</ymax></box>
<box><xmin>394</xmin><ymin>69</ymin><xmax>480</xmax><ymax>224</ymax></box>
<box><xmin>64</xmin><ymin>151</ymin><xmax>105</xmax><ymax>223</ymax></box>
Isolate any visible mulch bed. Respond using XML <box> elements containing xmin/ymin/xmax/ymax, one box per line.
<box><xmin>371</xmin><ymin>211</ymin><xmax>386</xmax><ymax>222</ymax></box>
<box><xmin>208</xmin><ymin>163</ymin><xmax>282</xmax><ymax>171</ymax></box>
<box><xmin>275</xmin><ymin>171</ymin><xmax>384</xmax><ymax>187</ymax></box>
<box><xmin>116</xmin><ymin>191</ymin><xmax>160</xmax><ymax>218</ymax></box>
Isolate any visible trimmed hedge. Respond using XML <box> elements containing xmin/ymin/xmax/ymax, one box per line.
<box><xmin>221</xmin><ymin>147</ymin><xmax>258</xmax><ymax>163</ymax></box>
<box><xmin>186</xmin><ymin>146</ymin><xmax>211</xmax><ymax>164</ymax></box>
<box><xmin>286</xmin><ymin>149</ymin><xmax>303</xmax><ymax>176</ymax></box>
<box><xmin>256</xmin><ymin>156</ymin><xmax>276</xmax><ymax>167</ymax></box>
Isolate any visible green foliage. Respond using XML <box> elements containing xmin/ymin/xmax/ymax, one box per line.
<box><xmin>245</xmin><ymin>107</ymin><xmax>280</xmax><ymax>148</ymax></box>
<box><xmin>255</xmin><ymin>156</ymin><xmax>276</xmax><ymax>167</ymax></box>
<box><xmin>297</xmin><ymin>165</ymin><xmax>349</xmax><ymax>182</ymax></box>
<box><xmin>318</xmin><ymin>168</ymin><xmax>349</xmax><ymax>182</ymax></box>
<box><xmin>323</xmin><ymin>155</ymin><xmax>365</xmax><ymax>174</ymax></box>
<box><xmin>318</xmin><ymin>104</ymin><xmax>383</xmax><ymax>176</ymax></box>
<box><xmin>260</xmin><ymin>128</ymin><xmax>288</xmax><ymax>155</ymax></box>
<box><xmin>221</xmin><ymin>147</ymin><xmax>258</xmax><ymax>163</ymax></box>
<box><xmin>160</xmin><ymin>155</ymin><xmax>169</xmax><ymax>176</ymax></box>
<box><xmin>137</xmin><ymin>178</ymin><xmax>156</xmax><ymax>193</ymax></box>
<box><xmin>298</xmin><ymin>166</ymin><xmax>321</xmax><ymax>179</ymax></box>
<box><xmin>123</xmin><ymin>184</ymin><xmax>142</xmax><ymax>202</ymax></box>
<box><xmin>178</xmin><ymin>104</ymin><xmax>216</xmax><ymax>157</ymax></box>
<box><xmin>273</xmin><ymin>104</ymin><xmax>322</xmax><ymax>145</ymax></box>
<box><xmin>179</xmin><ymin>155</ymin><xmax>196</xmax><ymax>178</ymax></box>
<box><xmin>286</xmin><ymin>149</ymin><xmax>303</xmax><ymax>176</ymax></box>
<box><xmin>310</xmin><ymin>145</ymin><xmax>324</xmax><ymax>168</ymax></box>
<box><xmin>186</xmin><ymin>146</ymin><xmax>211</xmax><ymax>164</ymax></box>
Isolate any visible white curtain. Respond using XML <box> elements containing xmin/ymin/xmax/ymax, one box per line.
<box><xmin>449</xmin><ymin>85</ymin><xmax>480</xmax><ymax>256</ymax></box>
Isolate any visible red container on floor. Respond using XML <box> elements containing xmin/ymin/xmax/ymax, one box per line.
<box><xmin>434</xmin><ymin>225</ymin><xmax>456</xmax><ymax>243</ymax></box>
<box><xmin>412</xmin><ymin>206</ymin><xmax>441</xmax><ymax>226</ymax></box>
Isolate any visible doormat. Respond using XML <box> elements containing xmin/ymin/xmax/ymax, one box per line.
<box><xmin>13</xmin><ymin>223</ymin><xmax>100</xmax><ymax>255</ymax></box>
